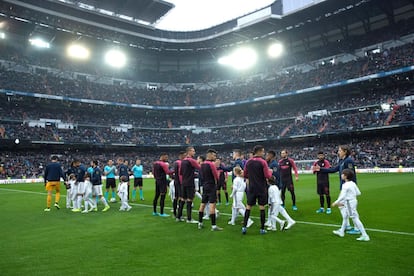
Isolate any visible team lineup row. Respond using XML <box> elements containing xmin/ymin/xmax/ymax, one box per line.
<box><xmin>42</xmin><ymin>145</ymin><xmax>370</xmax><ymax>239</ymax></box>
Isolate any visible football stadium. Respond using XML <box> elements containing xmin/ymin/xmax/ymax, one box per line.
<box><xmin>0</xmin><ymin>0</ymin><xmax>413</xmax><ymax>275</ymax></box>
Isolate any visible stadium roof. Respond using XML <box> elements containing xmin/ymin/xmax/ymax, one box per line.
<box><xmin>0</xmin><ymin>0</ymin><xmax>413</xmax><ymax>54</ymax></box>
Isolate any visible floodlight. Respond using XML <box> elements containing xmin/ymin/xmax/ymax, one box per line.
<box><xmin>218</xmin><ymin>47</ymin><xmax>257</xmax><ymax>70</ymax></box>
<box><xmin>104</xmin><ymin>49</ymin><xmax>126</xmax><ymax>68</ymax></box>
<box><xmin>268</xmin><ymin>42</ymin><xmax>283</xmax><ymax>58</ymax></box>
<box><xmin>29</xmin><ymin>38</ymin><xmax>50</xmax><ymax>48</ymax></box>
<box><xmin>67</xmin><ymin>44</ymin><xmax>90</xmax><ymax>60</ymax></box>
<box><xmin>0</xmin><ymin>32</ymin><xmax>5</xmax><ymax>39</ymax></box>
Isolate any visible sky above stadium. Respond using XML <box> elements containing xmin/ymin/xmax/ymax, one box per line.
<box><xmin>155</xmin><ymin>0</ymin><xmax>275</xmax><ymax>31</ymax></box>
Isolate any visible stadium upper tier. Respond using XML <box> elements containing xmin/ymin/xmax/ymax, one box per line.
<box><xmin>1</xmin><ymin>40</ymin><xmax>414</xmax><ymax>108</ymax></box>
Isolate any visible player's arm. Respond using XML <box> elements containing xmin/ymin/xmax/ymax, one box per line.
<box><xmin>320</xmin><ymin>164</ymin><xmax>339</xmax><ymax>173</ymax></box>
<box><xmin>289</xmin><ymin>158</ymin><xmax>299</xmax><ymax>180</ymax></box>
<box><xmin>312</xmin><ymin>161</ymin><xmax>318</xmax><ymax>174</ymax></box>
<box><xmin>262</xmin><ymin>160</ymin><xmax>273</xmax><ymax>179</ymax></box>
<box><xmin>189</xmin><ymin>158</ymin><xmax>201</xmax><ymax>170</ymax></box>
<box><xmin>332</xmin><ymin>186</ymin><xmax>348</xmax><ymax>206</ymax></box>
<box><xmin>210</xmin><ymin>162</ymin><xmax>220</xmax><ymax>183</ymax></box>
<box><xmin>161</xmin><ymin>162</ymin><xmax>174</xmax><ymax>175</ymax></box>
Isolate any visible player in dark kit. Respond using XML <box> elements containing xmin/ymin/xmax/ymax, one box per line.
<box><xmin>215</xmin><ymin>158</ymin><xmax>229</xmax><ymax>205</ymax></box>
<box><xmin>43</xmin><ymin>155</ymin><xmax>65</xmax><ymax>211</ymax></box>
<box><xmin>152</xmin><ymin>153</ymin><xmax>173</xmax><ymax>217</ymax></box>
<box><xmin>313</xmin><ymin>145</ymin><xmax>360</xmax><ymax>234</ymax></box>
<box><xmin>278</xmin><ymin>150</ymin><xmax>299</xmax><ymax>211</ymax></box>
<box><xmin>312</xmin><ymin>152</ymin><xmax>331</xmax><ymax>214</ymax></box>
<box><xmin>117</xmin><ymin>158</ymin><xmax>130</xmax><ymax>200</ymax></box>
<box><xmin>172</xmin><ymin>151</ymin><xmax>186</xmax><ymax>218</ymax></box>
<box><xmin>178</xmin><ymin>146</ymin><xmax>201</xmax><ymax>223</ymax></box>
<box><xmin>242</xmin><ymin>145</ymin><xmax>273</xmax><ymax>235</ymax></box>
<box><xmin>198</xmin><ymin>149</ymin><xmax>222</xmax><ymax>231</ymax></box>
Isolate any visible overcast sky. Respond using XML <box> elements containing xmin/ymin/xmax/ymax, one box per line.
<box><xmin>155</xmin><ymin>0</ymin><xmax>275</xmax><ymax>31</ymax></box>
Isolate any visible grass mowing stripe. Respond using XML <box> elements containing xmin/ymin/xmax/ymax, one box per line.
<box><xmin>2</xmin><ymin>186</ymin><xmax>413</xmax><ymax>237</ymax></box>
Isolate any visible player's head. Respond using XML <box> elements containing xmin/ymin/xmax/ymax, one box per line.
<box><xmin>51</xmin><ymin>155</ymin><xmax>59</xmax><ymax>162</ymax></box>
<box><xmin>108</xmin><ymin>159</ymin><xmax>113</xmax><ymax>166</ymax></box>
<box><xmin>135</xmin><ymin>159</ymin><xmax>141</xmax><ymax>165</ymax></box>
<box><xmin>338</xmin><ymin>145</ymin><xmax>351</xmax><ymax>158</ymax></box>
<box><xmin>206</xmin><ymin>149</ymin><xmax>217</xmax><ymax>161</ymax></box>
<box><xmin>186</xmin><ymin>146</ymin><xmax>196</xmax><ymax>157</ymax></box>
<box><xmin>317</xmin><ymin>151</ymin><xmax>325</xmax><ymax>160</ymax></box>
<box><xmin>253</xmin><ymin>145</ymin><xmax>265</xmax><ymax>157</ymax></box>
<box><xmin>197</xmin><ymin>155</ymin><xmax>206</xmax><ymax>164</ymax></box>
<box><xmin>266</xmin><ymin>150</ymin><xmax>276</xmax><ymax>161</ymax></box>
<box><xmin>267</xmin><ymin>175</ymin><xmax>277</xmax><ymax>186</ymax></box>
<box><xmin>160</xmin><ymin>153</ymin><xmax>168</xmax><ymax>162</ymax></box>
<box><xmin>84</xmin><ymin>172</ymin><xmax>90</xmax><ymax>180</ymax></box>
<box><xmin>341</xmin><ymin>168</ymin><xmax>354</xmax><ymax>181</ymax></box>
<box><xmin>117</xmin><ymin>158</ymin><xmax>124</xmax><ymax>164</ymax></box>
<box><xmin>232</xmin><ymin>149</ymin><xmax>241</xmax><ymax>159</ymax></box>
<box><xmin>233</xmin><ymin>166</ymin><xmax>243</xmax><ymax>177</ymax></box>
<box><xmin>120</xmin><ymin>175</ymin><xmax>128</xmax><ymax>182</ymax></box>
<box><xmin>73</xmin><ymin>159</ymin><xmax>81</xmax><ymax>167</ymax></box>
<box><xmin>69</xmin><ymin>173</ymin><xmax>76</xmax><ymax>180</ymax></box>
<box><xmin>92</xmin><ymin>160</ymin><xmax>98</xmax><ymax>167</ymax></box>
<box><xmin>214</xmin><ymin>157</ymin><xmax>221</xmax><ymax>166</ymax></box>
<box><xmin>281</xmin><ymin>149</ymin><xmax>288</xmax><ymax>158</ymax></box>
<box><xmin>179</xmin><ymin>151</ymin><xmax>186</xmax><ymax>159</ymax></box>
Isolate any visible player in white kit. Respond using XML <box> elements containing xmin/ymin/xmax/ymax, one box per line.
<box><xmin>267</xmin><ymin>176</ymin><xmax>296</xmax><ymax>231</ymax></box>
<box><xmin>332</xmin><ymin>169</ymin><xmax>370</xmax><ymax>241</ymax></box>
<box><xmin>228</xmin><ymin>167</ymin><xmax>253</xmax><ymax>227</ymax></box>
<box><xmin>118</xmin><ymin>176</ymin><xmax>132</xmax><ymax>211</ymax></box>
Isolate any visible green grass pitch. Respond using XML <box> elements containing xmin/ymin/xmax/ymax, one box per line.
<box><xmin>0</xmin><ymin>173</ymin><xmax>413</xmax><ymax>275</ymax></box>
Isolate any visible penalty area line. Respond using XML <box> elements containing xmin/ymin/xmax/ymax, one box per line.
<box><xmin>1</xmin><ymin>187</ymin><xmax>414</xmax><ymax>236</ymax></box>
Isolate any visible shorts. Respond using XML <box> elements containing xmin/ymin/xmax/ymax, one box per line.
<box><xmin>182</xmin><ymin>185</ymin><xmax>195</xmax><ymax>200</ymax></box>
<box><xmin>174</xmin><ymin>181</ymin><xmax>182</xmax><ymax>198</ymax></box>
<box><xmin>45</xmin><ymin>181</ymin><xmax>61</xmax><ymax>192</ymax></box>
<box><xmin>134</xmin><ymin>177</ymin><xmax>143</xmax><ymax>187</ymax></box>
<box><xmin>106</xmin><ymin>178</ymin><xmax>116</xmax><ymax>189</ymax></box>
<box><xmin>92</xmin><ymin>185</ymin><xmax>104</xmax><ymax>197</ymax></box>
<box><xmin>246</xmin><ymin>188</ymin><xmax>267</xmax><ymax>206</ymax></box>
<box><xmin>77</xmin><ymin>182</ymin><xmax>86</xmax><ymax>194</ymax></box>
<box><xmin>280</xmin><ymin>178</ymin><xmax>294</xmax><ymax>192</ymax></box>
<box><xmin>155</xmin><ymin>180</ymin><xmax>168</xmax><ymax>194</ymax></box>
<box><xmin>201</xmin><ymin>188</ymin><xmax>217</xmax><ymax>204</ymax></box>
<box><xmin>216</xmin><ymin>180</ymin><xmax>227</xmax><ymax>191</ymax></box>
<box><xmin>317</xmin><ymin>182</ymin><xmax>330</xmax><ymax>195</ymax></box>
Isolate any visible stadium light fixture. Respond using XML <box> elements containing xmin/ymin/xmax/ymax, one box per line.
<box><xmin>104</xmin><ymin>49</ymin><xmax>126</xmax><ymax>68</ymax></box>
<box><xmin>29</xmin><ymin>38</ymin><xmax>50</xmax><ymax>48</ymax></box>
<box><xmin>67</xmin><ymin>44</ymin><xmax>90</xmax><ymax>60</ymax></box>
<box><xmin>218</xmin><ymin>47</ymin><xmax>257</xmax><ymax>70</ymax></box>
<box><xmin>0</xmin><ymin>32</ymin><xmax>5</xmax><ymax>39</ymax></box>
<box><xmin>268</xmin><ymin>42</ymin><xmax>283</xmax><ymax>58</ymax></box>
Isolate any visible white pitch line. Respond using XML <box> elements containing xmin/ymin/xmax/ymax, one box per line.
<box><xmin>1</xmin><ymin>187</ymin><xmax>414</xmax><ymax>236</ymax></box>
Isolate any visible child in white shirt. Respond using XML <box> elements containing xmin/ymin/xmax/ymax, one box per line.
<box><xmin>332</xmin><ymin>169</ymin><xmax>369</xmax><ymax>241</ymax></box>
<box><xmin>118</xmin><ymin>176</ymin><xmax>132</xmax><ymax>211</ymax></box>
<box><xmin>228</xmin><ymin>167</ymin><xmax>253</xmax><ymax>227</ymax></box>
<box><xmin>267</xmin><ymin>176</ymin><xmax>296</xmax><ymax>231</ymax></box>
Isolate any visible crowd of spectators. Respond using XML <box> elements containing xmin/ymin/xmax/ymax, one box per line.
<box><xmin>1</xmin><ymin>40</ymin><xmax>414</xmax><ymax>107</ymax></box>
<box><xmin>1</xmin><ymin>135</ymin><xmax>412</xmax><ymax>179</ymax></box>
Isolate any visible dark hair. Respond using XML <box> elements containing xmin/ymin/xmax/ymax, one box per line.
<box><xmin>318</xmin><ymin>151</ymin><xmax>324</xmax><ymax>155</ymax></box>
<box><xmin>339</xmin><ymin>145</ymin><xmax>351</xmax><ymax>156</ymax></box>
<box><xmin>51</xmin><ymin>155</ymin><xmax>59</xmax><ymax>161</ymax></box>
<box><xmin>198</xmin><ymin>155</ymin><xmax>206</xmax><ymax>162</ymax></box>
<box><xmin>253</xmin><ymin>145</ymin><xmax>264</xmax><ymax>154</ymax></box>
<box><xmin>267</xmin><ymin>150</ymin><xmax>276</xmax><ymax>157</ymax></box>
<box><xmin>92</xmin><ymin>160</ymin><xmax>98</xmax><ymax>166</ymax></box>
<box><xmin>233</xmin><ymin>149</ymin><xmax>241</xmax><ymax>155</ymax></box>
<box><xmin>207</xmin><ymin>149</ymin><xmax>217</xmax><ymax>154</ymax></box>
<box><xmin>342</xmin><ymin>168</ymin><xmax>354</xmax><ymax>180</ymax></box>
